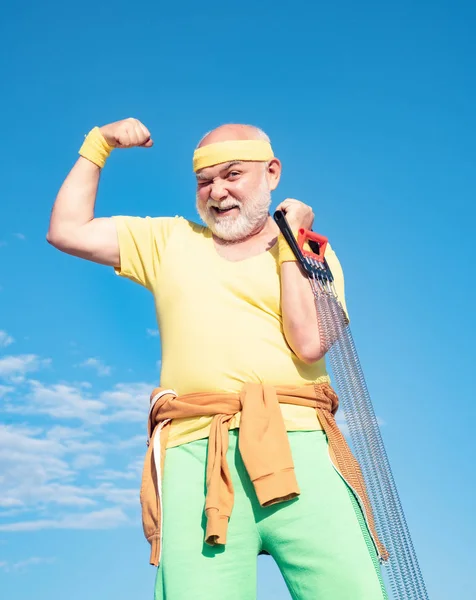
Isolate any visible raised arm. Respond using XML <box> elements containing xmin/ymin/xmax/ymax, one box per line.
<box><xmin>46</xmin><ymin>118</ymin><xmax>153</xmax><ymax>267</ymax></box>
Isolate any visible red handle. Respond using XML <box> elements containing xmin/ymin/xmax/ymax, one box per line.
<box><xmin>297</xmin><ymin>229</ymin><xmax>328</xmax><ymax>263</ymax></box>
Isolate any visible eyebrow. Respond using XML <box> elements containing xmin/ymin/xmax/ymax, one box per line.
<box><xmin>196</xmin><ymin>161</ymin><xmax>243</xmax><ymax>181</ymax></box>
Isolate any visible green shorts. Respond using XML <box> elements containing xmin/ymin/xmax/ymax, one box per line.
<box><xmin>154</xmin><ymin>430</ymin><xmax>388</xmax><ymax>600</ymax></box>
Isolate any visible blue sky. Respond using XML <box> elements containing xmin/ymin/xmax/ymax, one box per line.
<box><xmin>0</xmin><ymin>1</ymin><xmax>474</xmax><ymax>598</ymax></box>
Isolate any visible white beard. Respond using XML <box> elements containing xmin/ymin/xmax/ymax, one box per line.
<box><xmin>196</xmin><ymin>173</ymin><xmax>271</xmax><ymax>242</ymax></box>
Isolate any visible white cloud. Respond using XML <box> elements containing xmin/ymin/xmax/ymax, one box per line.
<box><xmin>115</xmin><ymin>435</ymin><xmax>146</xmax><ymax>449</ymax></box>
<box><xmin>95</xmin><ymin>455</ymin><xmax>144</xmax><ymax>482</ymax></box>
<box><xmin>0</xmin><ymin>423</ymin><xmax>144</xmax><ymax>528</ymax></box>
<box><xmin>0</xmin><ymin>369</ymin><xmax>156</xmax><ymax>534</ymax></box>
<box><xmin>100</xmin><ymin>383</ymin><xmax>151</xmax><ymax>407</ymax></box>
<box><xmin>100</xmin><ymin>382</ymin><xmax>152</xmax><ymax>423</ymax></box>
<box><xmin>94</xmin><ymin>469</ymin><xmax>139</xmax><ymax>482</ymax></box>
<box><xmin>0</xmin><ymin>507</ymin><xmax>129</xmax><ymax>532</ymax></box>
<box><xmin>146</xmin><ymin>328</ymin><xmax>159</xmax><ymax>337</ymax></box>
<box><xmin>0</xmin><ymin>384</ymin><xmax>14</xmax><ymax>398</ymax></box>
<box><xmin>0</xmin><ymin>498</ymin><xmax>23</xmax><ymax>508</ymax></box>
<box><xmin>0</xmin><ymin>330</ymin><xmax>14</xmax><ymax>348</ymax></box>
<box><xmin>91</xmin><ymin>484</ymin><xmax>138</xmax><ymax>506</ymax></box>
<box><xmin>0</xmin><ymin>424</ymin><xmax>88</xmax><ymax>508</ymax></box>
<box><xmin>0</xmin><ymin>424</ymin><xmax>93</xmax><ymax>511</ymax></box>
<box><xmin>3</xmin><ymin>379</ymin><xmax>153</xmax><ymax>425</ymax></box>
<box><xmin>79</xmin><ymin>358</ymin><xmax>112</xmax><ymax>377</ymax></box>
<box><xmin>0</xmin><ymin>241</ymin><xmax>7</xmax><ymax>248</ymax></box>
<box><xmin>0</xmin><ymin>355</ymin><xmax>51</xmax><ymax>378</ymax></box>
<box><xmin>5</xmin><ymin>380</ymin><xmax>106</xmax><ymax>422</ymax></box>
<box><xmin>46</xmin><ymin>426</ymin><xmax>103</xmax><ymax>452</ymax></box>
<box><xmin>0</xmin><ymin>556</ymin><xmax>55</xmax><ymax>572</ymax></box>
<box><xmin>14</xmin><ymin>233</ymin><xmax>26</xmax><ymax>241</ymax></box>
<box><xmin>73</xmin><ymin>454</ymin><xmax>104</xmax><ymax>470</ymax></box>
<box><xmin>29</xmin><ymin>380</ymin><xmax>105</xmax><ymax>421</ymax></box>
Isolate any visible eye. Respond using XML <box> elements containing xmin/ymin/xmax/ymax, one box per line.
<box><xmin>228</xmin><ymin>171</ymin><xmax>241</xmax><ymax>179</ymax></box>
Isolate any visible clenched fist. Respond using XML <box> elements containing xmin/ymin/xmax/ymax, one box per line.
<box><xmin>100</xmin><ymin>118</ymin><xmax>153</xmax><ymax>149</ymax></box>
<box><xmin>275</xmin><ymin>198</ymin><xmax>314</xmax><ymax>232</ymax></box>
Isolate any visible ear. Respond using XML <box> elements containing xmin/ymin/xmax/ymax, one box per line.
<box><xmin>266</xmin><ymin>158</ymin><xmax>282</xmax><ymax>191</ymax></box>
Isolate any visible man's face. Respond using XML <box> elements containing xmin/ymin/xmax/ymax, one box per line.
<box><xmin>196</xmin><ymin>160</ymin><xmax>271</xmax><ymax>241</ymax></box>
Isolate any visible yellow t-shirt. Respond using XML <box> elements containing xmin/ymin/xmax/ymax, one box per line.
<box><xmin>113</xmin><ymin>216</ymin><xmax>349</xmax><ymax>448</ymax></box>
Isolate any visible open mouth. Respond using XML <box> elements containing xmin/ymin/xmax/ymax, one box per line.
<box><xmin>211</xmin><ymin>206</ymin><xmax>239</xmax><ymax>215</ymax></box>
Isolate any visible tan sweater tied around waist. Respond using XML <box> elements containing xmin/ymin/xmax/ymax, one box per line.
<box><xmin>141</xmin><ymin>382</ymin><xmax>388</xmax><ymax>566</ymax></box>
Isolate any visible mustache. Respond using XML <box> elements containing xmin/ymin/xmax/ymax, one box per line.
<box><xmin>206</xmin><ymin>199</ymin><xmax>242</xmax><ymax>210</ymax></box>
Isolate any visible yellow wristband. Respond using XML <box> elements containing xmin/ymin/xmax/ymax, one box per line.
<box><xmin>78</xmin><ymin>127</ymin><xmax>114</xmax><ymax>168</ymax></box>
<box><xmin>277</xmin><ymin>232</ymin><xmax>299</xmax><ymax>267</ymax></box>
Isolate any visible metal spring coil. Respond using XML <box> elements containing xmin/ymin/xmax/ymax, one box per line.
<box><xmin>310</xmin><ymin>276</ymin><xmax>429</xmax><ymax>600</ymax></box>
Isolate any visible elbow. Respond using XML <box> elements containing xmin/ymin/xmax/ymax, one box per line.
<box><xmin>46</xmin><ymin>229</ymin><xmax>61</xmax><ymax>249</ymax></box>
<box><xmin>285</xmin><ymin>325</ymin><xmax>327</xmax><ymax>365</ymax></box>
<box><xmin>46</xmin><ymin>228</ymin><xmax>70</xmax><ymax>251</ymax></box>
<box><xmin>297</xmin><ymin>351</ymin><xmax>326</xmax><ymax>365</ymax></box>
<box><xmin>294</xmin><ymin>343</ymin><xmax>326</xmax><ymax>365</ymax></box>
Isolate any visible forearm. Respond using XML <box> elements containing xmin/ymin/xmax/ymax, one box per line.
<box><xmin>46</xmin><ymin>119</ymin><xmax>151</xmax><ymax>267</ymax></box>
<box><xmin>281</xmin><ymin>261</ymin><xmax>325</xmax><ymax>364</ymax></box>
<box><xmin>47</xmin><ymin>157</ymin><xmax>100</xmax><ymax>243</ymax></box>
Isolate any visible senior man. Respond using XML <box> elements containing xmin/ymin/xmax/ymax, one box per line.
<box><xmin>47</xmin><ymin>119</ymin><xmax>388</xmax><ymax>600</ymax></box>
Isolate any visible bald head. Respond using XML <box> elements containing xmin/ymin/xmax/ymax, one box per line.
<box><xmin>197</xmin><ymin>124</ymin><xmax>270</xmax><ymax>148</ymax></box>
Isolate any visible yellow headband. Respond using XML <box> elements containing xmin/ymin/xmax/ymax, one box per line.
<box><xmin>193</xmin><ymin>140</ymin><xmax>274</xmax><ymax>172</ymax></box>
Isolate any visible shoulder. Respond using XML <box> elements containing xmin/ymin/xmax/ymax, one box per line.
<box><xmin>324</xmin><ymin>241</ymin><xmax>345</xmax><ymax>274</ymax></box>
<box><xmin>113</xmin><ymin>215</ymin><xmax>207</xmax><ymax>239</ymax></box>
<box><xmin>148</xmin><ymin>216</ymin><xmax>208</xmax><ymax>240</ymax></box>
<box><xmin>324</xmin><ymin>240</ymin><xmax>336</xmax><ymax>256</ymax></box>
<box><xmin>324</xmin><ymin>241</ymin><xmax>341</xmax><ymax>261</ymax></box>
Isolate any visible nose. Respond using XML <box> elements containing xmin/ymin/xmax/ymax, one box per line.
<box><xmin>209</xmin><ymin>180</ymin><xmax>228</xmax><ymax>202</ymax></box>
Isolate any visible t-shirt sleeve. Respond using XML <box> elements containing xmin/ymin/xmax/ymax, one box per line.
<box><xmin>324</xmin><ymin>242</ymin><xmax>350</xmax><ymax>323</ymax></box>
<box><xmin>112</xmin><ymin>215</ymin><xmax>181</xmax><ymax>290</ymax></box>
